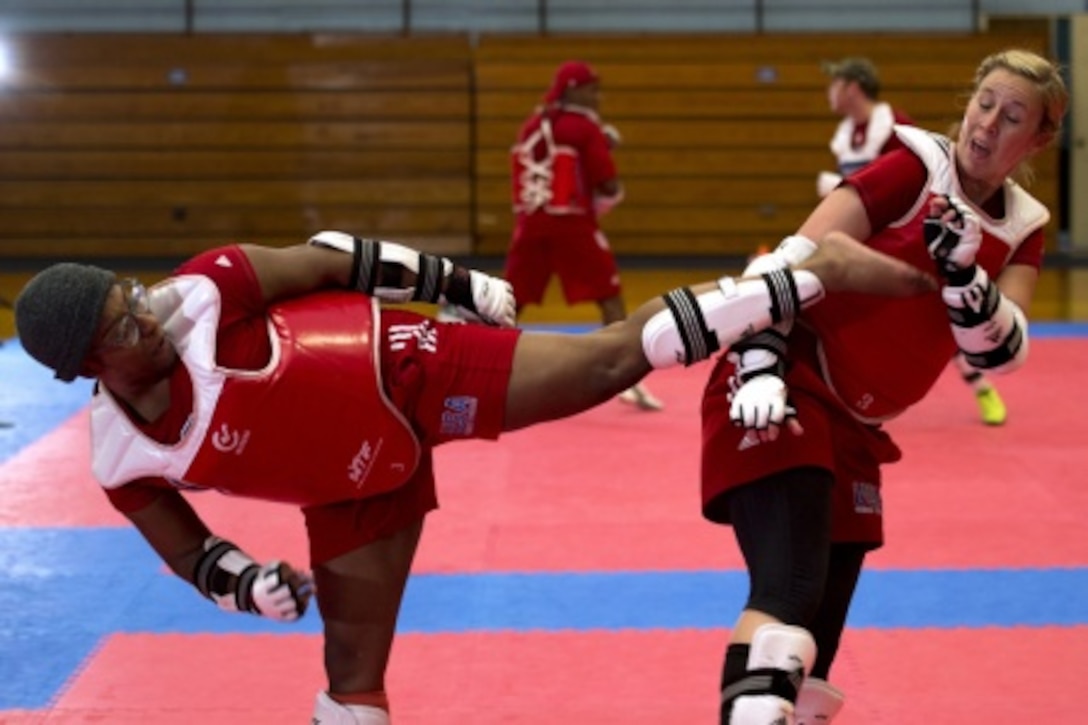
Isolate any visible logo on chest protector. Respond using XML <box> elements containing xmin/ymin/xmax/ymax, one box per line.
<box><xmin>853</xmin><ymin>480</ymin><xmax>882</xmax><ymax>515</ymax></box>
<box><xmin>348</xmin><ymin>438</ymin><xmax>384</xmax><ymax>487</ymax></box>
<box><xmin>211</xmin><ymin>423</ymin><xmax>250</xmax><ymax>455</ymax></box>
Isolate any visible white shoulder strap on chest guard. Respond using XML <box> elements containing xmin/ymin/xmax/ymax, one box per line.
<box><xmin>892</xmin><ymin>126</ymin><xmax>1049</xmax><ymax>245</ymax></box>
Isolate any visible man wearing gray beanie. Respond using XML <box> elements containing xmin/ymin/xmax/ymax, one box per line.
<box><xmin>13</xmin><ymin>230</ymin><xmax>931</xmax><ymax>723</ymax></box>
<box><xmin>15</xmin><ymin>263</ymin><xmax>117</xmax><ymax>382</ymax></box>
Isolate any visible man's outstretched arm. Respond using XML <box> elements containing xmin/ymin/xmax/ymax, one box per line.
<box><xmin>240</xmin><ymin>232</ymin><xmax>516</xmax><ymax>326</ymax></box>
<box><xmin>123</xmin><ymin>486</ymin><xmax>313</xmax><ymax>621</ymax></box>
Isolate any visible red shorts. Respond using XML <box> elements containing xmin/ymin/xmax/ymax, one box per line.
<box><xmin>504</xmin><ymin>214</ymin><xmax>621</xmax><ymax>306</ymax></box>
<box><xmin>700</xmin><ymin>331</ymin><xmax>901</xmax><ymax>546</ymax></box>
<box><xmin>303</xmin><ymin>310</ymin><xmax>521</xmax><ymax>565</ymax></box>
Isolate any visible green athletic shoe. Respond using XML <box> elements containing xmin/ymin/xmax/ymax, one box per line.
<box><xmin>976</xmin><ymin>386</ymin><xmax>1007</xmax><ymax>426</ymax></box>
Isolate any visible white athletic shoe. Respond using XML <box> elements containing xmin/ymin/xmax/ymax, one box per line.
<box><xmin>618</xmin><ymin>383</ymin><xmax>664</xmax><ymax>411</ymax></box>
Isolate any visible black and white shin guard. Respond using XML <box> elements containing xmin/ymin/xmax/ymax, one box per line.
<box><xmin>721</xmin><ymin>624</ymin><xmax>816</xmax><ymax>724</ymax></box>
<box><xmin>642</xmin><ymin>269</ymin><xmax>823</xmax><ymax>369</ymax></box>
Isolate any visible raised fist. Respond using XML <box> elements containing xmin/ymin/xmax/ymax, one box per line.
<box><xmin>443</xmin><ymin>267</ymin><xmax>517</xmax><ymax>327</ymax></box>
<box><xmin>466</xmin><ymin>270</ymin><xmax>517</xmax><ymax>327</ymax></box>
<box><xmin>923</xmin><ymin>194</ymin><xmax>981</xmax><ymax>277</ymax></box>
<box><xmin>728</xmin><ymin>374</ymin><xmax>802</xmax><ymax>442</ymax></box>
<box><xmin>249</xmin><ymin>561</ymin><xmax>314</xmax><ymax>622</ymax></box>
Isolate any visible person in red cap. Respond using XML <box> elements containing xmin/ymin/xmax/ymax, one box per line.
<box><xmin>505</xmin><ymin>59</ymin><xmax>663</xmax><ymax>411</ymax></box>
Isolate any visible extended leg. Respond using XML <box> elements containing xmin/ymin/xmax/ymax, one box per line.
<box><xmin>503</xmin><ymin>233</ymin><xmax>933</xmax><ymax>430</ymax></box>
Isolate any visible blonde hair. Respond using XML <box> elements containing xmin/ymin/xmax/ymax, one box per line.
<box><xmin>948</xmin><ymin>48</ymin><xmax>1068</xmax><ymax>185</ymax></box>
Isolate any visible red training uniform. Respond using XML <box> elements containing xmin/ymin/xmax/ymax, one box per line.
<box><xmin>701</xmin><ymin>126</ymin><xmax>1048</xmax><ymax>546</ymax></box>
<box><xmin>505</xmin><ymin>104</ymin><xmax>621</xmax><ymax>306</ymax></box>
<box><xmin>95</xmin><ymin>245</ymin><xmax>521</xmax><ymax>564</ymax></box>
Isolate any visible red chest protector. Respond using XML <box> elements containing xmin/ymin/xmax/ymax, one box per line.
<box><xmin>511</xmin><ymin>115</ymin><xmax>590</xmax><ymax>215</ymax></box>
<box><xmin>90</xmin><ymin>276</ymin><xmax>420</xmax><ymax>506</ymax></box>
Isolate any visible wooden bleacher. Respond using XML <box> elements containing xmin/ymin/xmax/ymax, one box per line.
<box><xmin>0</xmin><ymin>28</ymin><xmax>1060</xmax><ymax>266</ymax></box>
<box><xmin>0</xmin><ymin>34</ymin><xmax>474</xmax><ymax>260</ymax></box>
<box><xmin>473</xmin><ymin>29</ymin><xmax>1059</xmax><ymax>257</ymax></box>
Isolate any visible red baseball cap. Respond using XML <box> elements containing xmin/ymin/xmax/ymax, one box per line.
<box><xmin>543</xmin><ymin>60</ymin><xmax>599</xmax><ymax>104</ymax></box>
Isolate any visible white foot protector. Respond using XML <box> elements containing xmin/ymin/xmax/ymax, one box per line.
<box><xmin>730</xmin><ymin>693</ymin><xmax>795</xmax><ymax>724</ymax></box>
<box><xmin>795</xmin><ymin>678</ymin><xmax>844</xmax><ymax>724</ymax></box>
<box><xmin>312</xmin><ymin>691</ymin><xmax>391</xmax><ymax>724</ymax></box>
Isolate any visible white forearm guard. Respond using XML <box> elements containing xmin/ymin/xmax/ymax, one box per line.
<box><xmin>309</xmin><ymin>230</ymin><xmax>452</xmax><ymax>303</ymax></box>
<box><xmin>942</xmin><ymin>265</ymin><xmax>1028</xmax><ymax>373</ymax></box>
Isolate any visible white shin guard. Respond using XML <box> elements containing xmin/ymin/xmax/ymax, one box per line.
<box><xmin>642</xmin><ymin>270</ymin><xmax>823</xmax><ymax>369</ymax></box>
<box><xmin>795</xmin><ymin>678</ymin><xmax>845</xmax><ymax>725</ymax></box>
<box><xmin>726</xmin><ymin>624</ymin><xmax>817</xmax><ymax>725</ymax></box>
<box><xmin>312</xmin><ymin>692</ymin><xmax>391</xmax><ymax>725</ymax></box>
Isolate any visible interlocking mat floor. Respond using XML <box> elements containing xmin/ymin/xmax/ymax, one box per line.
<box><xmin>1</xmin><ymin>325</ymin><xmax>1085</xmax><ymax>723</ymax></box>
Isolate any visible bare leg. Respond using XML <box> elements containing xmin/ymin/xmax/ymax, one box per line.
<box><xmin>799</xmin><ymin>231</ymin><xmax>936</xmax><ymax>295</ymax></box>
<box><xmin>315</xmin><ymin>520</ymin><xmax>423</xmax><ymax>696</ymax></box>
<box><xmin>598</xmin><ymin>293</ymin><xmax>665</xmax><ymax>411</ymax></box>
<box><xmin>503</xmin><ymin>233</ymin><xmax>933</xmax><ymax>431</ymax></box>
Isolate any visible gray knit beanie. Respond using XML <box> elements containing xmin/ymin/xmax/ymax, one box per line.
<box><xmin>14</xmin><ymin>263</ymin><xmax>117</xmax><ymax>382</ymax></box>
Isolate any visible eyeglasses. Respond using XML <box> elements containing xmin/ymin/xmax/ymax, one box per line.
<box><xmin>103</xmin><ymin>279</ymin><xmax>151</xmax><ymax>349</ymax></box>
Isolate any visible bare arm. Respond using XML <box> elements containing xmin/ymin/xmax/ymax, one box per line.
<box><xmin>123</xmin><ymin>487</ymin><xmax>212</xmax><ymax>583</ymax></box>
<box><xmin>796</xmin><ymin>184</ymin><xmax>873</xmax><ymax>247</ymax></box>
<box><xmin>123</xmin><ymin>486</ymin><xmax>313</xmax><ymax>620</ymax></box>
<box><xmin>239</xmin><ymin>243</ymin><xmax>376</xmax><ymax>305</ymax></box>
<box><xmin>240</xmin><ymin>235</ymin><xmax>517</xmax><ymax>327</ymax></box>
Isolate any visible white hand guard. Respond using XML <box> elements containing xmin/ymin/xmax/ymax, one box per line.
<box><xmin>924</xmin><ymin>194</ymin><xmax>981</xmax><ymax>277</ymax></box>
<box><xmin>467</xmin><ymin>270</ymin><xmax>516</xmax><ymax>327</ymax></box>
<box><xmin>251</xmin><ymin>561</ymin><xmax>312</xmax><ymax>622</ymax></box>
<box><xmin>194</xmin><ymin>537</ymin><xmax>312</xmax><ymax>622</ymax></box>
<box><xmin>728</xmin><ymin>373</ymin><xmax>797</xmax><ymax>442</ymax></box>
<box><xmin>441</xmin><ymin>268</ymin><xmax>517</xmax><ymax>327</ymax></box>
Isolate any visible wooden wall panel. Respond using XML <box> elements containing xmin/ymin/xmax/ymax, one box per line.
<box><xmin>473</xmin><ymin>31</ymin><xmax>1058</xmax><ymax>256</ymax></box>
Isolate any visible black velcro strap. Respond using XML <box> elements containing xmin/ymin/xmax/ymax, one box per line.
<box><xmin>947</xmin><ymin>277</ymin><xmax>1000</xmax><ymax>328</ymax></box>
<box><xmin>413</xmin><ymin>253</ymin><xmax>445</xmax><ymax>303</ymax></box>
<box><xmin>194</xmin><ymin>538</ymin><xmax>238</xmax><ymax>599</ymax></box>
<box><xmin>353</xmin><ymin>237</ymin><xmax>381</xmax><ymax>294</ymax></box>
<box><xmin>235</xmin><ymin>563</ymin><xmax>262</xmax><ymax>614</ymax></box>
<box><xmin>193</xmin><ymin>537</ymin><xmax>259</xmax><ymax>613</ymax></box>
<box><xmin>733</xmin><ymin>330</ymin><xmax>788</xmax><ymax>383</ymax></box>
<box><xmin>762</xmin><ymin>269</ymin><xmax>800</xmax><ymax>325</ymax></box>
<box><xmin>720</xmin><ymin>667</ymin><xmax>804</xmax><ymax>708</ymax></box>
<box><xmin>963</xmin><ymin>322</ymin><xmax>1024</xmax><ymax>370</ymax></box>
<box><xmin>734</xmin><ymin>329</ymin><xmax>788</xmax><ymax>358</ymax></box>
<box><xmin>444</xmin><ymin>266</ymin><xmax>475</xmax><ymax>311</ymax></box>
<box><xmin>663</xmin><ymin>287</ymin><xmax>719</xmax><ymax>366</ymax></box>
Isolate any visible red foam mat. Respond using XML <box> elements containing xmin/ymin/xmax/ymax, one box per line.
<box><xmin>37</xmin><ymin>626</ymin><xmax>1086</xmax><ymax>723</ymax></box>
<box><xmin>4</xmin><ymin>340</ymin><xmax>1087</xmax><ymax>571</ymax></box>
